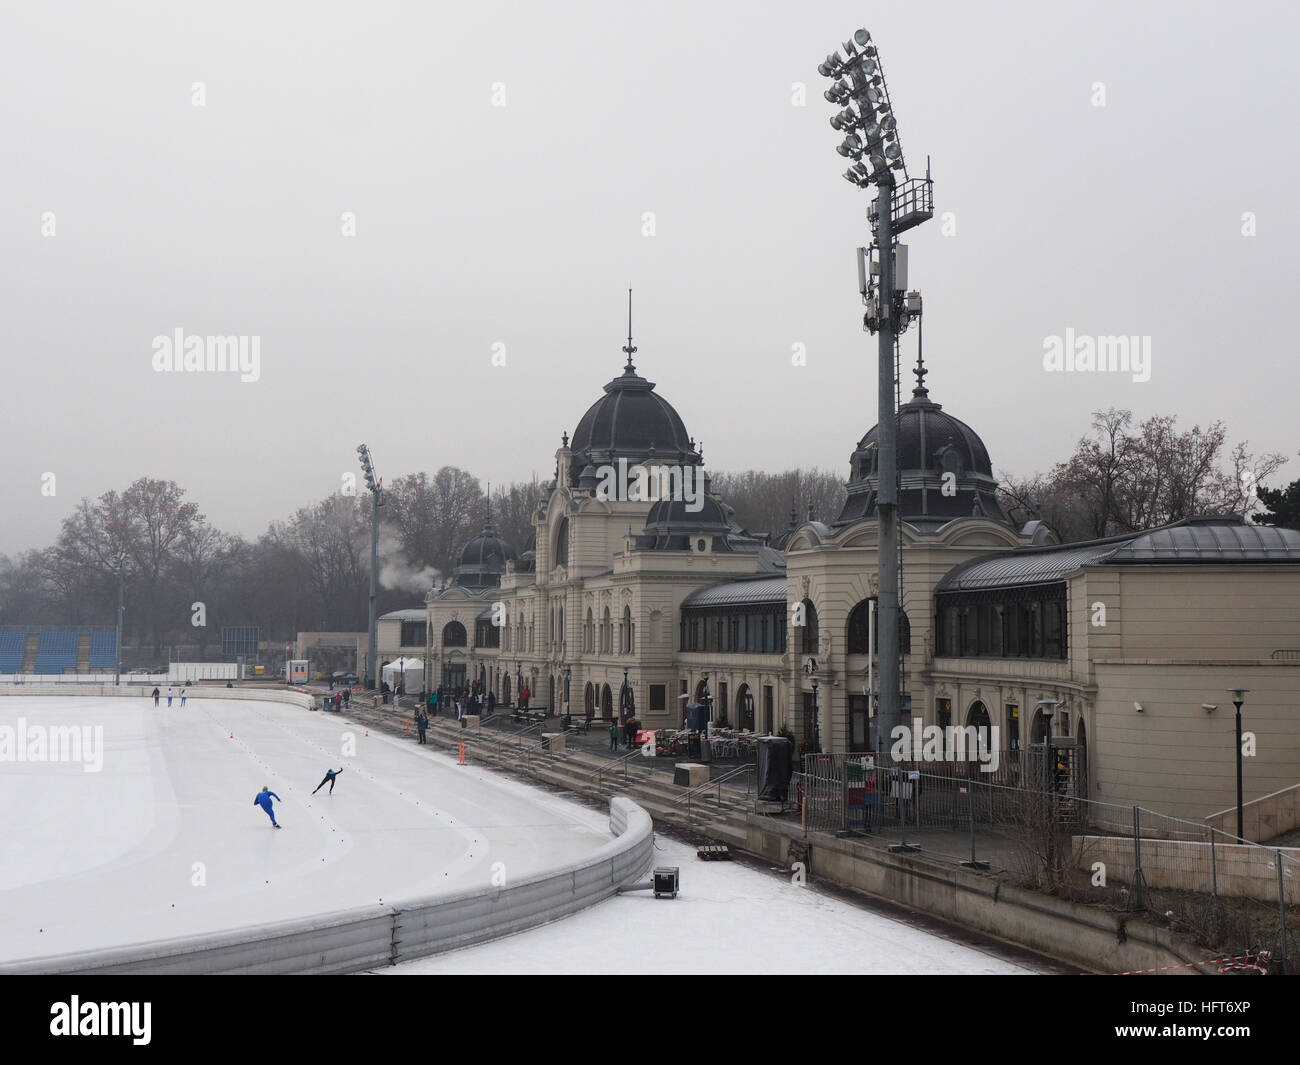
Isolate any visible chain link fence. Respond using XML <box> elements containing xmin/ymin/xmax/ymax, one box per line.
<box><xmin>765</xmin><ymin>748</ymin><xmax>1297</xmax><ymax>971</ymax></box>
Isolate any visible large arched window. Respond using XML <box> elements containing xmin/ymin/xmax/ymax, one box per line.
<box><xmin>801</xmin><ymin>599</ymin><xmax>819</xmax><ymax>655</ymax></box>
<box><xmin>845</xmin><ymin>600</ymin><xmax>911</xmax><ymax>655</ymax></box>
<box><xmin>442</xmin><ymin>621</ymin><xmax>467</xmax><ymax>648</ymax></box>
<box><xmin>622</xmin><ymin>605</ymin><xmax>634</xmax><ymax>655</ymax></box>
<box><xmin>584</xmin><ymin>608</ymin><xmax>594</xmax><ymax>653</ymax></box>
<box><xmin>846</xmin><ymin>599</ymin><xmax>872</xmax><ymax>654</ymax></box>
<box><xmin>554</xmin><ymin>518</ymin><xmax>569</xmax><ymax>569</ymax></box>
<box><xmin>601</xmin><ymin>607</ymin><xmax>612</xmax><ymax>654</ymax></box>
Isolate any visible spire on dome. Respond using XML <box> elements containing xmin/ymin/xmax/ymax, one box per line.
<box><xmin>622</xmin><ymin>288</ymin><xmax>637</xmax><ymax>373</ymax></box>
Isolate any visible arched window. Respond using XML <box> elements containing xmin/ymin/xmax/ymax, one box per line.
<box><xmin>966</xmin><ymin>700</ymin><xmax>993</xmax><ymax>754</ymax></box>
<box><xmin>601</xmin><ymin>683</ymin><xmax>613</xmax><ymax>719</ymax></box>
<box><xmin>584</xmin><ymin>609</ymin><xmax>594</xmax><ymax>653</ymax></box>
<box><xmin>442</xmin><ymin>621</ymin><xmax>467</xmax><ymax>648</ymax></box>
<box><xmin>554</xmin><ymin>518</ymin><xmax>569</xmax><ymax>569</ymax></box>
<box><xmin>622</xmin><ymin>605</ymin><xmax>634</xmax><ymax>655</ymax></box>
<box><xmin>846</xmin><ymin>600</ymin><xmax>911</xmax><ymax>656</ymax></box>
<box><xmin>846</xmin><ymin>599</ymin><xmax>873</xmax><ymax>654</ymax></box>
<box><xmin>602</xmin><ymin>607</ymin><xmax>612</xmax><ymax>654</ymax></box>
<box><xmin>558</xmin><ymin>604</ymin><xmax>565</xmax><ymax>647</ymax></box>
<box><xmin>801</xmin><ymin>599</ymin><xmax>819</xmax><ymax>655</ymax></box>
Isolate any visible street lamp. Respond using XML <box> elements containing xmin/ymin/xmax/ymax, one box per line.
<box><xmin>1228</xmin><ymin>687</ymin><xmax>1249</xmax><ymax>840</ymax></box>
<box><xmin>805</xmin><ymin>658</ymin><xmax>821</xmax><ymax>754</ymax></box>
<box><xmin>357</xmin><ymin>444</ymin><xmax>384</xmax><ymax>691</ymax></box>
<box><xmin>817</xmin><ymin>28</ymin><xmax>932</xmax><ymax>761</ymax></box>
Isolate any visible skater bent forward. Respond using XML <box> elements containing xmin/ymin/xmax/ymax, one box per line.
<box><xmin>254</xmin><ymin>786</ymin><xmax>282</xmax><ymax>827</ymax></box>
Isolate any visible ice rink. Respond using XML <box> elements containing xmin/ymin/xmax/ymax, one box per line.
<box><xmin>1</xmin><ymin>694</ymin><xmax>1044</xmax><ymax>974</ymax></box>
<box><xmin>0</xmin><ymin>695</ymin><xmax>610</xmax><ymax>963</ymax></box>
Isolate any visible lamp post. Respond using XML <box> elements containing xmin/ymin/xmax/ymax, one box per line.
<box><xmin>357</xmin><ymin>444</ymin><xmax>384</xmax><ymax>691</ymax></box>
<box><xmin>805</xmin><ymin>658</ymin><xmax>821</xmax><ymax>754</ymax></box>
<box><xmin>1228</xmin><ymin>687</ymin><xmax>1249</xmax><ymax>839</ymax></box>
<box><xmin>817</xmin><ymin>27</ymin><xmax>932</xmax><ymax>754</ymax></box>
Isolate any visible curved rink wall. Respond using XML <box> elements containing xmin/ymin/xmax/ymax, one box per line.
<box><xmin>0</xmin><ymin>685</ymin><xmax>654</xmax><ymax>974</ymax></box>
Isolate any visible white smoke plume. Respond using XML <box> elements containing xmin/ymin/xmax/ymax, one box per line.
<box><xmin>376</xmin><ymin>531</ymin><xmax>442</xmax><ymax>594</ymax></box>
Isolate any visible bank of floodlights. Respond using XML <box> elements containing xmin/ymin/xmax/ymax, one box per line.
<box><xmin>820</xmin><ymin>28</ymin><xmax>908</xmax><ymax>188</ymax></box>
<box><xmin>357</xmin><ymin>443</ymin><xmax>382</xmax><ymax>500</ymax></box>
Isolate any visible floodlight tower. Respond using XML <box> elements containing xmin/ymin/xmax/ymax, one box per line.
<box><xmin>357</xmin><ymin>444</ymin><xmax>384</xmax><ymax>690</ymax></box>
<box><xmin>819</xmin><ymin>28</ymin><xmax>933</xmax><ymax>753</ymax></box>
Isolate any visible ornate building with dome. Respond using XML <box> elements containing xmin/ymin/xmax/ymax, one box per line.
<box><xmin>378</xmin><ymin>327</ymin><xmax>1300</xmax><ymax>822</ymax></box>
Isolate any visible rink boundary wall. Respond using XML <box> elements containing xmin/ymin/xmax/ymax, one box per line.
<box><xmin>0</xmin><ymin>683</ymin><xmax>315</xmax><ymax>711</ymax></box>
<box><xmin>0</xmin><ymin>796</ymin><xmax>652</xmax><ymax>975</ymax></box>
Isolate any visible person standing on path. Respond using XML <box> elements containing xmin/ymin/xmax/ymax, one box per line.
<box><xmin>152</xmin><ymin>687</ymin><xmax>160</xmax><ymax>707</ymax></box>
<box><xmin>417</xmin><ymin>713</ymin><xmax>428</xmax><ymax>744</ymax></box>
<box><xmin>608</xmin><ymin>718</ymin><xmax>619</xmax><ymax>752</ymax></box>
<box><xmin>167</xmin><ymin>687</ymin><xmax>174</xmax><ymax>707</ymax></box>
<box><xmin>180</xmin><ymin>689</ymin><xmax>187</xmax><ymax>708</ymax></box>
<box><xmin>254</xmin><ymin>786</ymin><xmax>282</xmax><ymax>827</ymax></box>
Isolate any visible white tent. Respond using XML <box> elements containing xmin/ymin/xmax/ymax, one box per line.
<box><xmin>381</xmin><ymin>657</ymin><xmax>424</xmax><ymax>694</ymax></box>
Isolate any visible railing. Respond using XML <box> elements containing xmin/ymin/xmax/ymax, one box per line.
<box><xmin>673</xmin><ymin>763</ymin><xmax>756</xmax><ymax>823</ymax></box>
<box><xmin>591</xmin><ymin>745</ymin><xmax>652</xmax><ymax>793</ymax></box>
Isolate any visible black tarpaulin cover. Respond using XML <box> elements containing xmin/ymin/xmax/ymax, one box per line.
<box><xmin>756</xmin><ymin>735</ymin><xmax>793</xmax><ymax>801</ymax></box>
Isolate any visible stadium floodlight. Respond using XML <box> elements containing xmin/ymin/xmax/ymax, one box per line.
<box><xmin>357</xmin><ymin>443</ymin><xmax>384</xmax><ymax>690</ymax></box>
<box><xmin>815</xmin><ymin>26</ymin><xmax>935</xmax><ymax>762</ymax></box>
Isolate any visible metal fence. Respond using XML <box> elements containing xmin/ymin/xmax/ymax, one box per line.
<box><xmin>765</xmin><ymin>750</ymin><xmax>1298</xmax><ymax>972</ymax></box>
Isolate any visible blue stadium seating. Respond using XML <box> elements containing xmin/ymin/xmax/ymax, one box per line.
<box><xmin>33</xmin><ymin>629</ymin><xmax>77</xmax><ymax>674</ymax></box>
<box><xmin>0</xmin><ymin>631</ymin><xmax>24</xmax><ymax>673</ymax></box>
<box><xmin>89</xmin><ymin>630</ymin><xmax>117</xmax><ymax>668</ymax></box>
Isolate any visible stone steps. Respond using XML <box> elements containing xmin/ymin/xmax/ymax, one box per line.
<box><xmin>364</xmin><ymin>707</ymin><xmax>753</xmax><ymax>844</ymax></box>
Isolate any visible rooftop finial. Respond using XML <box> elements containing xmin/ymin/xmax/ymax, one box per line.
<box><xmin>622</xmin><ymin>288</ymin><xmax>637</xmax><ymax>372</ymax></box>
<box><xmin>913</xmin><ymin>316</ymin><xmax>929</xmax><ymax>397</ymax></box>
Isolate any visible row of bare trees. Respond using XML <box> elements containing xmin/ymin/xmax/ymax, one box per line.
<box><xmin>997</xmin><ymin>409</ymin><xmax>1292</xmax><ymax>541</ymax></box>
<box><xmin>0</xmin><ymin>411</ymin><xmax>1292</xmax><ymax>659</ymax></box>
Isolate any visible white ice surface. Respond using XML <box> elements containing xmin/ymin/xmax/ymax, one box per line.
<box><xmin>0</xmin><ymin>697</ymin><xmax>609</xmax><ymax>962</ymax></box>
<box><xmin>382</xmin><ymin>809</ymin><xmax>1040</xmax><ymax>975</ymax></box>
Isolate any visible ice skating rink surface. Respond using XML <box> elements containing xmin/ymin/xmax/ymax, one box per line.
<box><xmin>0</xmin><ymin>696</ymin><xmax>610</xmax><ymax>963</ymax></box>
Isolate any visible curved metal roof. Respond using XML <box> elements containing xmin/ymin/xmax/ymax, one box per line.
<box><xmin>379</xmin><ymin>608</ymin><xmax>427</xmax><ymax>621</ymax></box>
<box><xmin>681</xmin><ymin>576</ymin><xmax>788</xmax><ymax>608</ymax></box>
<box><xmin>935</xmin><ymin>517</ymin><xmax>1300</xmax><ymax>593</ymax></box>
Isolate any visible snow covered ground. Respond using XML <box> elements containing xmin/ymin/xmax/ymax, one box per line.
<box><xmin>379</xmin><ymin>818</ymin><xmax>1040</xmax><ymax>975</ymax></box>
<box><xmin>0</xmin><ymin>695</ymin><xmax>610</xmax><ymax>963</ymax></box>
<box><xmin>2</xmin><ymin>694</ymin><xmax>1042</xmax><ymax>974</ymax></box>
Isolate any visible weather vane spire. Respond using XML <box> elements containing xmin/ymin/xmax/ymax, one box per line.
<box><xmin>622</xmin><ymin>288</ymin><xmax>637</xmax><ymax>371</ymax></box>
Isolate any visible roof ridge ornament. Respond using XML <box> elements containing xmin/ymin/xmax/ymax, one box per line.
<box><xmin>622</xmin><ymin>288</ymin><xmax>637</xmax><ymax>373</ymax></box>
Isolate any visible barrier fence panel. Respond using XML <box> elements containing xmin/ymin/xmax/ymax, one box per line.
<box><xmin>773</xmin><ymin>750</ymin><xmax>1298</xmax><ymax>970</ymax></box>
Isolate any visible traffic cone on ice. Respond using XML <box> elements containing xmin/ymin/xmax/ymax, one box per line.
<box><xmin>405</xmin><ymin>718</ymin><xmax>410</xmax><ymax>734</ymax></box>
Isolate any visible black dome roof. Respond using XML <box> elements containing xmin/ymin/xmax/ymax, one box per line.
<box><xmin>454</xmin><ymin>519</ymin><xmax>516</xmax><ymax>588</ymax></box>
<box><xmin>835</xmin><ymin>368</ymin><xmax>1009</xmax><ymax>528</ymax></box>
<box><xmin>569</xmin><ymin>356</ymin><xmax>700</xmax><ymax>479</ymax></box>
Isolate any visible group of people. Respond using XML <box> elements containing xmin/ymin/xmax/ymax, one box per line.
<box><xmin>151</xmin><ymin>684</ymin><xmax>191</xmax><ymax>708</ymax></box>
<box><xmin>427</xmin><ymin>682</ymin><xmax>499</xmax><ymax>722</ymax></box>
<box><xmin>320</xmin><ymin>689</ymin><xmax>351</xmax><ymax>712</ymax></box>
<box><xmin>610</xmin><ymin>713</ymin><xmax>642</xmax><ymax>751</ymax></box>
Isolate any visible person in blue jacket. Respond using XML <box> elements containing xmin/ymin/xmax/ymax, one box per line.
<box><xmin>254</xmin><ymin>786</ymin><xmax>282</xmax><ymax>827</ymax></box>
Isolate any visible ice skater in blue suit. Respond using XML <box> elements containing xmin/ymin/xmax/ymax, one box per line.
<box><xmin>254</xmin><ymin>786</ymin><xmax>282</xmax><ymax>828</ymax></box>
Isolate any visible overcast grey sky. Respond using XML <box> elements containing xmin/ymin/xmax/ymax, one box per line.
<box><xmin>2</xmin><ymin>0</ymin><xmax>1295</xmax><ymax>554</ymax></box>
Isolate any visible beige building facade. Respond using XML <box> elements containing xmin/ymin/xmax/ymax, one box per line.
<box><xmin>384</xmin><ymin>348</ymin><xmax>1300</xmax><ymax>822</ymax></box>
